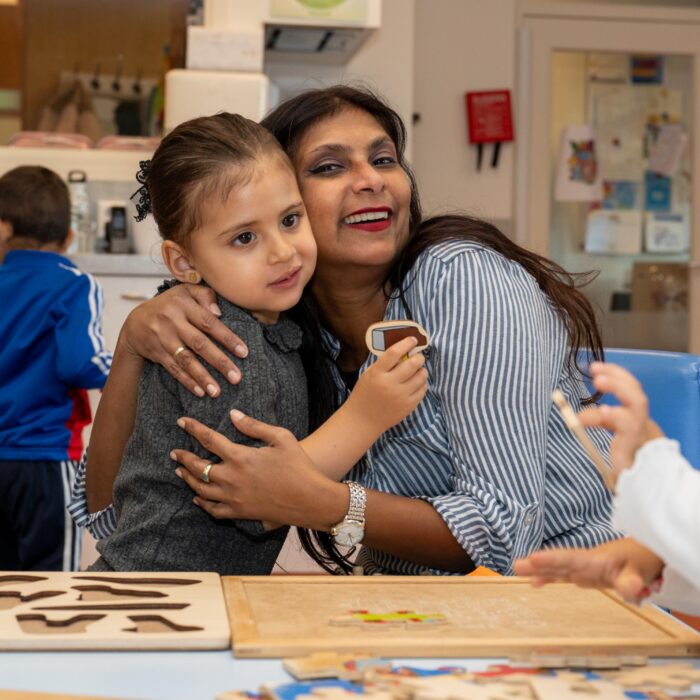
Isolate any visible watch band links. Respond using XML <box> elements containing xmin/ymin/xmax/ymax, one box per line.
<box><xmin>344</xmin><ymin>480</ymin><xmax>366</xmax><ymax>522</ymax></box>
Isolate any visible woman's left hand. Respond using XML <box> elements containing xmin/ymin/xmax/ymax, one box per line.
<box><xmin>171</xmin><ymin>411</ymin><xmax>346</xmax><ymax>529</ymax></box>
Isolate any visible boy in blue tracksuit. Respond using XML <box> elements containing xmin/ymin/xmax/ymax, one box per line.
<box><xmin>0</xmin><ymin>166</ymin><xmax>111</xmax><ymax>570</ymax></box>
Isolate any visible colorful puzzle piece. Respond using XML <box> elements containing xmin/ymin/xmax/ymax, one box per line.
<box><xmin>283</xmin><ymin>652</ymin><xmax>392</xmax><ymax>681</ymax></box>
<box><xmin>329</xmin><ymin>610</ymin><xmax>447</xmax><ymax>628</ymax></box>
<box><xmin>601</xmin><ymin>663</ymin><xmax>700</xmax><ymax>691</ymax></box>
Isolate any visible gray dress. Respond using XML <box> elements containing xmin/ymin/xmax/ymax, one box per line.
<box><xmin>93</xmin><ymin>296</ymin><xmax>308</xmax><ymax>574</ymax></box>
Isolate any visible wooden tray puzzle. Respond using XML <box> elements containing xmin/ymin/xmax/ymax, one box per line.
<box><xmin>0</xmin><ymin>571</ymin><xmax>230</xmax><ymax>650</ymax></box>
<box><xmin>222</xmin><ymin>576</ymin><xmax>700</xmax><ymax>658</ymax></box>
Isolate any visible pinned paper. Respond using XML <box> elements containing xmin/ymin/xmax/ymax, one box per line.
<box><xmin>644</xmin><ymin>212</ymin><xmax>689</xmax><ymax>253</ymax></box>
<box><xmin>585</xmin><ymin>210</ymin><xmax>642</xmax><ymax>255</ymax></box>
<box><xmin>596</xmin><ymin>125</ymin><xmax>643</xmax><ymax>181</ymax></box>
<box><xmin>602</xmin><ymin>181</ymin><xmax>639</xmax><ymax>210</ymax></box>
<box><xmin>555</xmin><ymin>125</ymin><xmax>603</xmax><ymax>202</ymax></box>
<box><xmin>648</xmin><ymin>123</ymin><xmax>687</xmax><ymax>177</ymax></box>
<box><xmin>644</xmin><ymin>172</ymin><xmax>672</xmax><ymax>211</ymax></box>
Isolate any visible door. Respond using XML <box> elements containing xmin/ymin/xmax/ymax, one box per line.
<box><xmin>518</xmin><ymin>3</ymin><xmax>700</xmax><ymax>353</ymax></box>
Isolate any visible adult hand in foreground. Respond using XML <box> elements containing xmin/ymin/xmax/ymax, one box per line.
<box><xmin>171</xmin><ymin>410</ymin><xmax>345</xmax><ymax>529</ymax></box>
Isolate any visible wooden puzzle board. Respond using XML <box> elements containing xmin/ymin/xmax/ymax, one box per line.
<box><xmin>222</xmin><ymin>576</ymin><xmax>700</xmax><ymax>658</ymax></box>
<box><xmin>0</xmin><ymin>571</ymin><xmax>230</xmax><ymax>650</ymax></box>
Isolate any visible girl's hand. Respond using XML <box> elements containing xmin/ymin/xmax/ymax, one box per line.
<box><xmin>345</xmin><ymin>337</ymin><xmax>429</xmax><ymax>434</ymax></box>
<box><xmin>171</xmin><ymin>411</ymin><xmax>347</xmax><ymax>529</ymax></box>
<box><xmin>513</xmin><ymin>538</ymin><xmax>665</xmax><ymax>605</ymax></box>
<box><xmin>577</xmin><ymin>362</ymin><xmax>664</xmax><ymax>476</ymax></box>
<box><xmin>121</xmin><ymin>284</ymin><xmax>248</xmax><ymax>396</ymax></box>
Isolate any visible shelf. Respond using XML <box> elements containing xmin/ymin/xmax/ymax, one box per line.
<box><xmin>0</xmin><ymin>146</ymin><xmax>154</xmax><ymax>182</ymax></box>
<box><xmin>69</xmin><ymin>253</ymin><xmax>167</xmax><ymax>277</ymax></box>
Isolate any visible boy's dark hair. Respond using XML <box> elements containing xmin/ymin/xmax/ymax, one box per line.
<box><xmin>0</xmin><ymin>166</ymin><xmax>71</xmax><ymax>245</ymax></box>
<box><xmin>141</xmin><ymin>112</ymin><xmax>290</xmax><ymax>246</ymax></box>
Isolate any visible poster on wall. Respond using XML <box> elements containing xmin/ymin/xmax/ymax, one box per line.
<box><xmin>555</xmin><ymin>125</ymin><xmax>603</xmax><ymax>201</ymax></box>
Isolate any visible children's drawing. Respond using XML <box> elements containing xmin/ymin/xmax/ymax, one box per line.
<box><xmin>568</xmin><ymin>140</ymin><xmax>598</xmax><ymax>184</ymax></box>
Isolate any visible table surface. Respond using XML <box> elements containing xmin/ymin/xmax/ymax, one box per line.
<box><xmin>2</xmin><ymin>652</ymin><xmax>700</xmax><ymax>700</ymax></box>
<box><xmin>0</xmin><ymin>652</ymin><xmax>505</xmax><ymax>700</ymax></box>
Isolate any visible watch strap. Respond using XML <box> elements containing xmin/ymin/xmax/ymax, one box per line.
<box><xmin>343</xmin><ymin>481</ymin><xmax>366</xmax><ymax>523</ymax></box>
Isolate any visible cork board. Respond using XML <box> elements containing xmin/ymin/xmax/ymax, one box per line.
<box><xmin>222</xmin><ymin>576</ymin><xmax>700</xmax><ymax>658</ymax></box>
<box><xmin>0</xmin><ymin>571</ymin><xmax>230</xmax><ymax>650</ymax></box>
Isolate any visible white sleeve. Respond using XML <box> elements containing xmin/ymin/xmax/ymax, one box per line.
<box><xmin>613</xmin><ymin>438</ymin><xmax>700</xmax><ymax>585</ymax></box>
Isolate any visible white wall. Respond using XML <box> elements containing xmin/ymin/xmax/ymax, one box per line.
<box><xmin>412</xmin><ymin>0</ymin><xmax>518</xmax><ymax>226</ymax></box>
<box><xmin>264</xmin><ymin>0</ymin><xmax>416</xmax><ymax>158</ymax></box>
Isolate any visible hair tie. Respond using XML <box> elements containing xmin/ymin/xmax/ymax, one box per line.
<box><xmin>131</xmin><ymin>159</ymin><xmax>152</xmax><ymax>222</ymax></box>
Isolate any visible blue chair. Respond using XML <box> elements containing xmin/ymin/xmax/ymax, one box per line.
<box><xmin>592</xmin><ymin>348</ymin><xmax>700</xmax><ymax>470</ymax></box>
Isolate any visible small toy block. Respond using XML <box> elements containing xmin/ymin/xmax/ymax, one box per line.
<box><xmin>283</xmin><ymin>652</ymin><xmax>391</xmax><ymax>681</ymax></box>
<box><xmin>601</xmin><ymin>663</ymin><xmax>700</xmax><ymax>691</ymax></box>
<box><xmin>329</xmin><ymin>610</ymin><xmax>448</xmax><ymax>628</ymax></box>
<box><xmin>528</xmin><ymin>676</ymin><xmax>629</xmax><ymax>699</ymax></box>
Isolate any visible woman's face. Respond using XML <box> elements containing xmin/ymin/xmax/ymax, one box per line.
<box><xmin>292</xmin><ymin>107</ymin><xmax>411</xmax><ymax>277</ymax></box>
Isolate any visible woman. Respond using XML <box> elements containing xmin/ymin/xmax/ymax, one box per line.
<box><xmin>73</xmin><ymin>86</ymin><xmax>618</xmax><ymax>575</ymax></box>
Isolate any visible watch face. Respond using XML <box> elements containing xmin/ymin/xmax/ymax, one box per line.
<box><xmin>333</xmin><ymin>521</ymin><xmax>364</xmax><ymax>546</ymax></box>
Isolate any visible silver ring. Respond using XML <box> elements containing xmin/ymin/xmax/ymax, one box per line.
<box><xmin>173</xmin><ymin>346</ymin><xmax>187</xmax><ymax>361</ymax></box>
<box><xmin>201</xmin><ymin>462</ymin><xmax>214</xmax><ymax>483</ymax></box>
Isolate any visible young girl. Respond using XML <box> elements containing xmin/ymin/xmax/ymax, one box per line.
<box><xmin>90</xmin><ymin>113</ymin><xmax>428</xmax><ymax>574</ymax></box>
<box><xmin>514</xmin><ymin>362</ymin><xmax>700</xmax><ymax>615</ymax></box>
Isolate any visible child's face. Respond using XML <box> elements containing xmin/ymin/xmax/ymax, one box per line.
<box><xmin>187</xmin><ymin>157</ymin><xmax>317</xmax><ymax>324</ymax></box>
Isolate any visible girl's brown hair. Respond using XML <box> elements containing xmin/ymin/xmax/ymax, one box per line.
<box><xmin>139</xmin><ymin>112</ymin><xmax>289</xmax><ymax>245</ymax></box>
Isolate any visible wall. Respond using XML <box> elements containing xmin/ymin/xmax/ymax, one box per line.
<box><xmin>412</xmin><ymin>0</ymin><xmax>518</xmax><ymax>227</ymax></box>
<box><xmin>264</xmin><ymin>0</ymin><xmax>415</xmax><ymax>159</ymax></box>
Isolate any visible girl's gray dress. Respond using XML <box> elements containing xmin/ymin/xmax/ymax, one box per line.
<box><xmin>92</xmin><ymin>296</ymin><xmax>308</xmax><ymax>574</ymax></box>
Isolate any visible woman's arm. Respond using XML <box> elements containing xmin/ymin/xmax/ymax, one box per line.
<box><xmin>120</xmin><ymin>283</ymin><xmax>249</xmax><ymax>396</ymax></box>
<box><xmin>172</xmin><ymin>413</ymin><xmax>473</xmax><ymax>572</ymax></box>
<box><xmin>84</xmin><ymin>283</ymin><xmax>250</xmax><ymax>512</ymax></box>
<box><xmin>85</xmin><ymin>334</ymin><xmax>143</xmax><ymax>512</ymax></box>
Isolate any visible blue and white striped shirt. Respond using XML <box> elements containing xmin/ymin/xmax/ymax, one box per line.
<box><xmin>335</xmin><ymin>241</ymin><xmax>618</xmax><ymax>575</ymax></box>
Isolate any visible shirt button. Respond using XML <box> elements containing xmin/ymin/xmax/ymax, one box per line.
<box><xmin>524</xmin><ymin>514</ymin><xmax>533</xmax><ymax>526</ymax></box>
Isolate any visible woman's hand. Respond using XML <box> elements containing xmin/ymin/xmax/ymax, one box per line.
<box><xmin>513</xmin><ymin>538</ymin><xmax>665</xmax><ymax>605</ymax></box>
<box><xmin>577</xmin><ymin>362</ymin><xmax>664</xmax><ymax>476</ymax></box>
<box><xmin>171</xmin><ymin>410</ymin><xmax>348</xmax><ymax>529</ymax></box>
<box><xmin>121</xmin><ymin>284</ymin><xmax>249</xmax><ymax>396</ymax></box>
<box><xmin>346</xmin><ymin>336</ymin><xmax>428</xmax><ymax>434</ymax></box>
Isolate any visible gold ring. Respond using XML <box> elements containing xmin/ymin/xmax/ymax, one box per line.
<box><xmin>173</xmin><ymin>346</ymin><xmax>187</xmax><ymax>361</ymax></box>
<box><xmin>201</xmin><ymin>462</ymin><xmax>214</xmax><ymax>483</ymax></box>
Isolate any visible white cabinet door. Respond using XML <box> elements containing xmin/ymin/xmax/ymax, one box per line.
<box><xmin>96</xmin><ymin>275</ymin><xmax>164</xmax><ymax>352</ymax></box>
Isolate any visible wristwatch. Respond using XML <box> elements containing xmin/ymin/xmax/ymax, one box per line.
<box><xmin>330</xmin><ymin>481</ymin><xmax>367</xmax><ymax>546</ymax></box>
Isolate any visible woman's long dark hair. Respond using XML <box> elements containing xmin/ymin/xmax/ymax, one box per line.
<box><xmin>262</xmin><ymin>85</ymin><xmax>603</xmax><ymax>574</ymax></box>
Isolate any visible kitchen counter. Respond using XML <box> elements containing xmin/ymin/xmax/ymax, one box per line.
<box><xmin>70</xmin><ymin>253</ymin><xmax>168</xmax><ymax>277</ymax></box>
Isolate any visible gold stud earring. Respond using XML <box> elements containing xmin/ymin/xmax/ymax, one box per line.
<box><xmin>185</xmin><ymin>270</ymin><xmax>201</xmax><ymax>284</ymax></box>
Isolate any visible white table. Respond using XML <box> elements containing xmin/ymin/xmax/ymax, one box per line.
<box><xmin>0</xmin><ymin>652</ymin><xmax>500</xmax><ymax>700</ymax></box>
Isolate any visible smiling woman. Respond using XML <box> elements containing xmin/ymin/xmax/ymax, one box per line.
<box><xmin>72</xmin><ymin>86</ymin><xmax>620</xmax><ymax>577</ymax></box>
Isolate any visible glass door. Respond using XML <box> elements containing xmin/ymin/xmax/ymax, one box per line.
<box><xmin>519</xmin><ymin>4</ymin><xmax>700</xmax><ymax>353</ymax></box>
